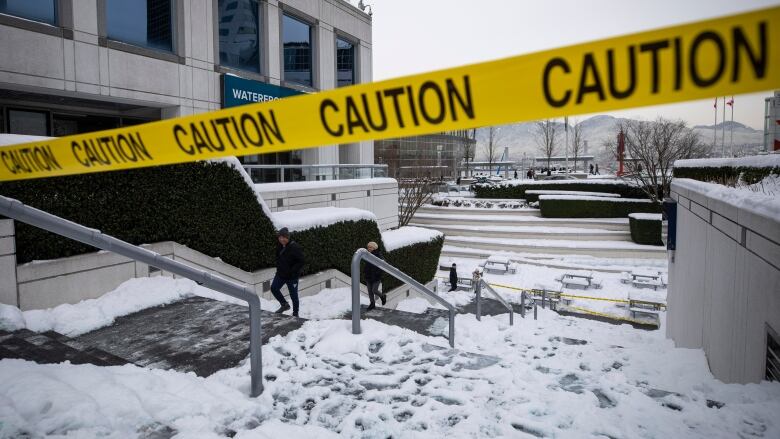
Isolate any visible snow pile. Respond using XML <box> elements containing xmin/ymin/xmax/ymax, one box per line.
<box><xmin>492</xmin><ymin>179</ymin><xmax>637</xmax><ymax>187</ymax></box>
<box><xmin>0</xmin><ymin>304</ymin><xmax>25</xmax><ymax>331</ymax></box>
<box><xmin>381</xmin><ymin>226</ymin><xmax>443</xmax><ymax>252</ymax></box>
<box><xmin>675</xmin><ymin>178</ymin><xmax>780</xmax><ymax>222</ymax></box>
<box><xmin>674</xmin><ymin>154</ymin><xmax>780</xmax><ymax>169</ymax></box>
<box><xmin>0</xmin><ymin>133</ymin><xmax>51</xmax><ymax>147</ymax></box>
<box><xmin>539</xmin><ymin>195</ymin><xmax>654</xmax><ymax>203</ymax></box>
<box><xmin>298</xmin><ymin>288</ymin><xmax>368</xmax><ymax>320</ymax></box>
<box><xmin>394</xmin><ymin>297</ymin><xmax>431</xmax><ymax>313</ymax></box>
<box><xmin>272</xmin><ymin>206</ymin><xmax>377</xmax><ymax>232</ymax></box>
<box><xmin>629</xmin><ymin>213</ymin><xmax>663</xmax><ymax>221</ymax></box>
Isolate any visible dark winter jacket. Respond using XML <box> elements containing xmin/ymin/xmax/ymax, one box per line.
<box><xmin>363</xmin><ymin>249</ymin><xmax>384</xmax><ymax>282</ymax></box>
<box><xmin>449</xmin><ymin>267</ymin><xmax>458</xmax><ymax>285</ymax></box>
<box><xmin>276</xmin><ymin>241</ymin><xmax>305</xmax><ymax>280</ymax></box>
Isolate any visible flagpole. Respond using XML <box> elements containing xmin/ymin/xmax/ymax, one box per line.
<box><xmin>713</xmin><ymin>98</ymin><xmax>718</xmax><ymax>155</ymax></box>
<box><xmin>729</xmin><ymin>96</ymin><xmax>734</xmax><ymax>156</ymax></box>
<box><xmin>564</xmin><ymin>116</ymin><xmax>569</xmax><ymax>173</ymax></box>
<box><xmin>720</xmin><ymin>96</ymin><xmax>726</xmax><ymax>157</ymax></box>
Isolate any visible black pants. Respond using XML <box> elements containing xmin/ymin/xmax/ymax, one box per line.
<box><xmin>448</xmin><ymin>281</ymin><xmax>458</xmax><ymax>292</ymax></box>
<box><xmin>271</xmin><ymin>274</ymin><xmax>299</xmax><ymax>314</ymax></box>
<box><xmin>367</xmin><ymin>280</ymin><xmax>382</xmax><ymax>305</ymax></box>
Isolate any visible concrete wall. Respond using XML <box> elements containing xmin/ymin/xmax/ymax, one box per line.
<box><xmin>256</xmin><ymin>178</ymin><xmax>399</xmax><ymax>230</ymax></box>
<box><xmin>667</xmin><ymin>179</ymin><xmax>780</xmax><ymax>384</ymax></box>
<box><xmin>0</xmin><ymin>220</ymin><xmax>16</xmax><ymax>307</ymax></box>
<box><xmin>0</xmin><ymin>0</ymin><xmax>372</xmax><ymax>164</ymax></box>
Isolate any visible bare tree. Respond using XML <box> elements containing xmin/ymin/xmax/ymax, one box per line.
<box><xmin>482</xmin><ymin>126</ymin><xmax>502</xmax><ymax>173</ymax></box>
<box><xmin>603</xmin><ymin>117</ymin><xmax>707</xmax><ymax>202</ymax></box>
<box><xmin>571</xmin><ymin>120</ymin><xmax>584</xmax><ymax>172</ymax></box>
<box><xmin>397</xmin><ymin>168</ymin><xmax>437</xmax><ymax>226</ymax></box>
<box><xmin>533</xmin><ymin>120</ymin><xmax>558</xmax><ymax>175</ymax></box>
<box><xmin>462</xmin><ymin>128</ymin><xmax>477</xmax><ymax>178</ymax></box>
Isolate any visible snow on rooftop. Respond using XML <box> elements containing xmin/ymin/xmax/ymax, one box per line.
<box><xmin>525</xmin><ymin>190</ymin><xmax>621</xmax><ymax>197</ymax></box>
<box><xmin>674</xmin><ymin>154</ymin><xmax>780</xmax><ymax>169</ymax></box>
<box><xmin>675</xmin><ymin>178</ymin><xmax>780</xmax><ymax>222</ymax></box>
<box><xmin>255</xmin><ymin>178</ymin><xmax>396</xmax><ymax>193</ymax></box>
<box><xmin>272</xmin><ymin>206</ymin><xmax>377</xmax><ymax>232</ymax></box>
<box><xmin>381</xmin><ymin>226</ymin><xmax>443</xmax><ymax>252</ymax></box>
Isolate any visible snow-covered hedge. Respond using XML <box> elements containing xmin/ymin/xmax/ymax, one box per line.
<box><xmin>673</xmin><ymin>154</ymin><xmax>780</xmax><ymax>185</ymax></box>
<box><xmin>382</xmin><ymin>227</ymin><xmax>444</xmax><ymax>291</ymax></box>
<box><xmin>628</xmin><ymin>213</ymin><xmax>663</xmax><ymax>246</ymax></box>
<box><xmin>0</xmin><ymin>161</ymin><xmax>279</xmax><ymax>271</ymax></box>
<box><xmin>474</xmin><ymin>180</ymin><xmax>648</xmax><ymax>200</ymax></box>
<box><xmin>539</xmin><ymin>196</ymin><xmax>661</xmax><ymax>218</ymax></box>
<box><xmin>524</xmin><ymin>190</ymin><xmax>620</xmax><ymax>203</ymax></box>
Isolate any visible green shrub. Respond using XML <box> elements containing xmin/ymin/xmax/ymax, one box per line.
<box><xmin>539</xmin><ymin>197</ymin><xmax>661</xmax><ymax>218</ymax></box>
<box><xmin>0</xmin><ymin>162</ymin><xmax>278</xmax><ymax>271</ymax></box>
<box><xmin>474</xmin><ymin>181</ymin><xmax>649</xmax><ymax>200</ymax></box>
<box><xmin>673</xmin><ymin>166</ymin><xmax>779</xmax><ymax>185</ymax></box>
<box><xmin>384</xmin><ymin>235</ymin><xmax>445</xmax><ymax>290</ymax></box>
<box><xmin>289</xmin><ymin>219</ymin><xmax>383</xmax><ymax>277</ymax></box>
<box><xmin>629</xmin><ymin>215</ymin><xmax>663</xmax><ymax>245</ymax></box>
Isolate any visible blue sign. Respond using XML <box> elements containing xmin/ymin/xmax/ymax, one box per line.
<box><xmin>222</xmin><ymin>74</ymin><xmax>304</xmax><ymax>108</ymax></box>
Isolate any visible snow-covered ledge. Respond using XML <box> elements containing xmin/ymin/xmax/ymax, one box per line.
<box><xmin>667</xmin><ymin>178</ymin><xmax>779</xmax><ymax>384</ymax></box>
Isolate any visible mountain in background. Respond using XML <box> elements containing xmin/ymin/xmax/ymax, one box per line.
<box><xmin>475</xmin><ymin>116</ymin><xmax>765</xmax><ymax>165</ymax></box>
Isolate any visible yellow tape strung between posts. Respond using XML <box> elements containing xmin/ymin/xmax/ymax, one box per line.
<box><xmin>1</xmin><ymin>6</ymin><xmax>778</xmax><ymax>182</ymax></box>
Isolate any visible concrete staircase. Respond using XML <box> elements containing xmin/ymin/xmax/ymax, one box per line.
<box><xmin>410</xmin><ymin>207</ymin><xmax>667</xmax><ymax>260</ymax></box>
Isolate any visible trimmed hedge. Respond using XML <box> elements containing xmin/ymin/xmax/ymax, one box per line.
<box><xmin>0</xmin><ymin>162</ymin><xmax>278</xmax><ymax>271</ymax></box>
<box><xmin>289</xmin><ymin>219</ymin><xmax>383</xmax><ymax>278</ymax></box>
<box><xmin>539</xmin><ymin>198</ymin><xmax>661</xmax><ymax>218</ymax></box>
<box><xmin>673</xmin><ymin>166</ymin><xmax>779</xmax><ymax>185</ymax></box>
<box><xmin>524</xmin><ymin>191</ymin><xmax>620</xmax><ymax>203</ymax></box>
<box><xmin>384</xmin><ymin>235</ymin><xmax>445</xmax><ymax>291</ymax></box>
<box><xmin>629</xmin><ymin>216</ymin><xmax>663</xmax><ymax>246</ymax></box>
<box><xmin>474</xmin><ymin>182</ymin><xmax>649</xmax><ymax>200</ymax></box>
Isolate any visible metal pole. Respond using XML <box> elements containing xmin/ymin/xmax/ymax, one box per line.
<box><xmin>448</xmin><ymin>311</ymin><xmax>455</xmax><ymax>348</ymax></box>
<box><xmin>534</xmin><ymin>302</ymin><xmax>538</xmax><ymax>320</ymax></box>
<box><xmin>475</xmin><ymin>280</ymin><xmax>482</xmax><ymax>321</ymax></box>
<box><xmin>521</xmin><ymin>291</ymin><xmax>526</xmax><ymax>318</ymax></box>
<box><xmin>542</xmin><ymin>289</ymin><xmax>546</xmax><ymax>309</ymax></box>
<box><xmin>350</xmin><ymin>250</ymin><xmax>363</xmax><ymax>335</ymax></box>
<box><xmin>0</xmin><ymin>195</ymin><xmax>264</xmax><ymax>396</ymax></box>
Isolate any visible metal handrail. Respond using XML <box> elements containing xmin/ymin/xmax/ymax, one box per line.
<box><xmin>0</xmin><ymin>195</ymin><xmax>264</xmax><ymax>397</ymax></box>
<box><xmin>350</xmin><ymin>248</ymin><xmax>456</xmax><ymax>347</ymax></box>
<box><xmin>474</xmin><ymin>278</ymin><xmax>514</xmax><ymax>325</ymax></box>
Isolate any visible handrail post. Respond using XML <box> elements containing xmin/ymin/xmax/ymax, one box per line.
<box><xmin>475</xmin><ymin>279</ymin><xmax>482</xmax><ymax>321</ymax></box>
<box><xmin>247</xmin><ymin>294</ymin><xmax>263</xmax><ymax>397</ymax></box>
<box><xmin>521</xmin><ymin>291</ymin><xmax>526</xmax><ymax>318</ymax></box>
<box><xmin>350</xmin><ymin>249</ymin><xmax>364</xmax><ymax>335</ymax></box>
<box><xmin>448</xmin><ymin>310</ymin><xmax>455</xmax><ymax>348</ymax></box>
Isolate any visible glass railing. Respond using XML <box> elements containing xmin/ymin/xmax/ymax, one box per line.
<box><xmin>243</xmin><ymin>164</ymin><xmax>389</xmax><ymax>183</ymax></box>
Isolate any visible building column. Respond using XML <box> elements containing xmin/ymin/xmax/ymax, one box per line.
<box><xmin>301</xmin><ymin>20</ymin><xmax>338</xmax><ymax>170</ymax></box>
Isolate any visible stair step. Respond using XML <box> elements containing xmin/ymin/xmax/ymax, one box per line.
<box><xmin>0</xmin><ymin>329</ymin><xmax>131</xmax><ymax>367</ymax></box>
<box><xmin>411</xmin><ymin>223</ymin><xmax>631</xmax><ymax>241</ymax></box>
<box><xmin>411</xmin><ymin>213</ymin><xmax>630</xmax><ymax>231</ymax></box>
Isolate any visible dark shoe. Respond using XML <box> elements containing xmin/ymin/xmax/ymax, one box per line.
<box><xmin>293</xmin><ymin>311</ymin><xmax>299</xmax><ymax>318</ymax></box>
<box><xmin>380</xmin><ymin>294</ymin><xmax>387</xmax><ymax>306</ymax></box>
<box><xmin>275</xmin><ymin>303</ymin><xmax>290</xmax><ymax>314</ymax></box>
<box><xmin>367</xmin><ymin>303</ymin><xmax>376</xmax><ymax>311</ymax></box>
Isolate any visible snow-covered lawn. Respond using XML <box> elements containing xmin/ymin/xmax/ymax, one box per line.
<box><xmin>3</xmin><ymin>299</ymin><xmax>779</xmax><ymax>438</ymax></box>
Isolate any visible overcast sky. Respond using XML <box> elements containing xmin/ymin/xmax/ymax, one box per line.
<box><xmin>368</xmin><ymin>0</ymin><xmax>777</xmax><ymax>129</ymax></box>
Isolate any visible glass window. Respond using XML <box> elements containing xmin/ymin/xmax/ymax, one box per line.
<box><xmin>106</xmin><ymin>0</ymin><xmax>173</xmax><ymax>52</ymax></box>
<box><xmin>336</xmin><ymin>38</ymin><xmax>355</xmax><ymax>87</ymax></box>
<box><xmin>8</xmin><ymin>109</ymin><xmax>48</xmax><ymax>136</ymax></box>
<box><xmin>218</xmin><ymin>0</ymin><xmax>260</xmax><ymax>72</ymax></box>
<box><xmin>0</xmin><ymin>0</ymin><xmax>56</xmax><ymax>25</ymax></box>
<box><xmin>283</xmin><ymin>14</ymin><xmax>312</xmax><ymax>87</ymax></box>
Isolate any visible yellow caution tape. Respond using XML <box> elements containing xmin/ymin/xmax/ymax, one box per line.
<box><xmin>1</xmin><ymin>6</ymin><xmax>778</xmax><ymax>181</ymax></box>
<box><xmin>566</xmin><ymin>305</ymin><xmax>656</xmax><ymax>326</ymax></box>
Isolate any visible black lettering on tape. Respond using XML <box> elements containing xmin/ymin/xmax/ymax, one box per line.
<box><xmin>690</xmin><ymin>31</ymin><xmax>726</xmax><ymax>87</ymax></box>
<box><xmin>543</xmin><ymin>58</ymin><xmax>571</xmax><ymax>107</ymax></box>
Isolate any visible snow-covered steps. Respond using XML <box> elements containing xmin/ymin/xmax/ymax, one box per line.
<box><xmin>0</xmin><ymin>329</ymin><xmax>130</xmax><ymax>367</ymax></box>
<box><xmin>443</xmin><ymin>236</ymin><xmax>666</xmax><ymax>259</ymax></box>
<box><xmin>415</xmin><ymin>205</ymin><xmax>542</xmax><ymax>217</ymax></box>
<box><xmin>411</xmin><ymin>212</ymin><xmax>631</xmax><ymax>231</ymax></box>
<box><xmin>411</xmin><ymin>223</ymin><xmax>631</xmax><ymax>241</ymax></box>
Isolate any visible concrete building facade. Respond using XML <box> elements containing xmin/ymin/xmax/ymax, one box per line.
<box><xmin>0</xmin><ymin>0</ymin><xmax>373</xmax><ymax>167</ymax></box>
<box><xmin>667</xmin><ymin>178</ymin><xmax>780</xmax><ymax>384</ymax></box>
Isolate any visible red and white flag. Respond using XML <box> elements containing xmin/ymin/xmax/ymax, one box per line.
<box><xmin>726</xmin><ymin>96</ymin><xmax>734</xmax><ymax>107</ymax></box>
<box><xmin>713</xmin><ymin>98</ymin><xmax>718</xmax><ymax>108</ymax></box>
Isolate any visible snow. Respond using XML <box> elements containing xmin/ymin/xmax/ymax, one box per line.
<box><xmin>0</xmin><ymin>133</ymin><xmax>51</xmax><ymax>146</ymax></box>
<box><xmin>4</xmin><ymin>303</ymin><xmax>780</xmax><ymax>438</ymax></box>
<box><xmin>674</xmin><ymin>178</ymin><xmax>780</xmax><ymax>222</ymax></box>
<box><xmin>394</xmin><ymin>297</ymin><xmax>431</xmax><ymax>314</ymax></box>
<box><xmin>448</xmin><ymin>235</ymin><xmax>664</xmax><ymax>251</ymax></box>
<box><xmin>297</xmin><ymin>288</ymin><xmax>368</xmax><ymax>320</ymax></box>
<box><xmin>674</xmin><ymin>154</ymin><xmax>780</xmax><ymax>169</ymax></box>
<box><xmin>413</xmin><ymin>223</ymin><xmax>628</xmax><ymax>235</ymax></box>
<box><xmin>414</xmin><ymin>212</ymin><xmax>629</xmax><ymax>223</ymax></box>
<box><xmin>486</xmin><ymin>179</ymin><xmax>638</xmax><ymax>187</ymax></box>
<box><xmin>0</xmin><ymin>304</ymin><xmax>25</xmax><ymax>332</ymax></box>
<box><xmin>526</xmin><ymin>190</ymin><xmax>621</xmax><ymax>198</ymax></box>
<box><xmin>255</xmin><ymin>178</ymin><xmax>396</xmax><ymax>193</ymax></box>
<box><xmin>629</xmin><ymin>213</ymin><xmax>663</xmax><ymax>221</ymax></box>
<box><xmin>381</xmin><ymin>226</ymin><xmax>443</xmax><ymax>252</ymax></box>
<box><xmin>272</xmin><ymin>206</ymin><xmax>377</xmax><ymax>232</ymax></box>
<box><xmin>539</xmin><ymin>195</ymin><xmax>654</xmax><ymax>203</ymax></box>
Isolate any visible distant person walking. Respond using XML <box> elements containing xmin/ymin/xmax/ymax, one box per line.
<box><xmin>595</xmin><ymin>164</ymin><xmax>600</xmax><ymax>175</ymax></box>
<box><xmin>513</xmin><ymin>170</ymin><xmax>518</xmax><ymax>179</ymax></box>
<box><xmin>589</xmin><ymin>164</ymin><xmax>594</xmax><ymax>175</ymax></box>
<box><xmin>363</xmin><ymin>241</ymin><xmax>386</xmax><ymax>310</ymax></box>
<box><xmin>448</xmin><ymin>263</ymin><xmax>459</xmax><ymax>292</ymax></box>
<box><xmin>271</xmin><ymin>228</ymin><xmax>304</xmax><ymax>317</ymax></box>
<box><xmin>526</xmin><ymin>169</ymin><xmax>532</xmax><ymax>179</ymax></box>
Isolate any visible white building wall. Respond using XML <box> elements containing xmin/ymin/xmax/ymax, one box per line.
<box><xmin>667</xmin><ymin>179</ymin><xmax>780</xmax><ymax>384</ymax></box>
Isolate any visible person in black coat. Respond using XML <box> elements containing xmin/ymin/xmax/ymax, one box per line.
<box><xmin>448</xmin><ymin>263</ymin><xmax>458</xmax><ymax>292</ymax></box>
<box><xmin>364</xmin><ymin>241</ymin><xmax>386</xmax><ymax>311</ymax></box>
<box><xmin>271</xmin><ymin>227</ymin><xmax>305</xmax><ymax>317</ymax></box>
